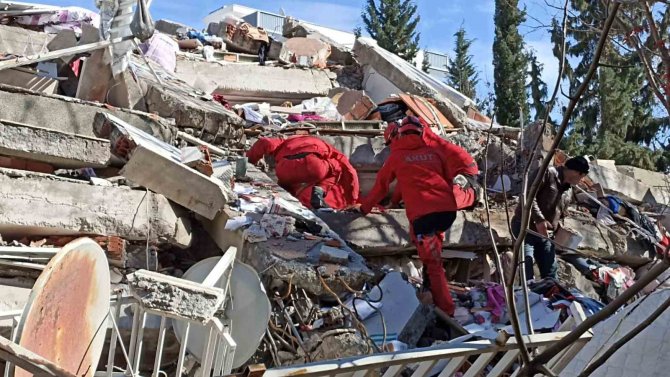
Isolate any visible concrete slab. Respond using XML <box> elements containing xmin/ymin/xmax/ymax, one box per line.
<box><xmin>283</xmin><ymin>17</ymin><xmax>354</xmax><ymax>65</ymax></box>
<box><xmin>353</xmin><ymin>38</ymin><xmax>470</xmax><ymax>128</ymax></box>
<box><xmin>588</xmin><ymin>164</ymin><xmax>652</xmax><ymax>204</ymax></box>
<box><xmin>0</xmin><ymin>84</ymin><xmax>174</xmax><ymax>141</ymax></box>
<box><xmin>0</xmin><ymin>168</ymin><xmax>192</xmax><ymax>247</ymax></box>
<box><xmin>155</xmin><ymin>19</ymin><xmax>190</xmax><ymax>36</ymax></box>
<box><xmin>0</xmin><ymin>25</ymin><xmax>52</xmax><ymax>57</ymax></box>
<box><xmin>617</xmin><ymin>165</ymin><xmax>669</xmax><ymax>188</ymax></box>
<box><xmin>122</xmin><ymin>145</ymin><xmax>230</xmax><ymax>220</ymax></box>
<box><xmin>0</xmin><ymin>68</ymin><xmax>57</xmax><ymax>94</ymax></box>
<box><xmin>173</xmin><ymin>60</ymin><xmax>336</xmax><ymax>105</ymax></box>
<box><xmin>95</xmin><ymin>112</ymin><xmax>234</xmax><ymax>219</ymax></box>
<box><xmin>317</xmin><ymin>208</ymin><xmax>640</xmax><ymax>263</ymax></box>
<box><xmin>130</xmin><ymin>59</ymin><xmax>245</xmax><ymax>143</ymax></box>
<box><xmin>0</xmin><ymin>120</ymin><xmax>111</xmax><ymax>168</ymax></box>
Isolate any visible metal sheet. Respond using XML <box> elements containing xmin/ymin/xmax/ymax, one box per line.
<box><xmin>16</xmin><ymin>238</ymin><xmax>111</xmax><ymax>377</ymax></box>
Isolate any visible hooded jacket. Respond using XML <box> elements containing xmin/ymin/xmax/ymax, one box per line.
<box><xmin>361</xmin><ymin>134</ymin><xmax>457</xmax><ymax>221</ymax></box>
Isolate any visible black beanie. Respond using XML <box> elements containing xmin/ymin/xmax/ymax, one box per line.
<box><xmin>565</xmin><ymin>156</ymin><xmax>590</xmax><ymax>174</ymax></box>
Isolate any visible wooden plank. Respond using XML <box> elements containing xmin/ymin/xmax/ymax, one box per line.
<box><xmin>381</xmin><ymin>364</ymin><xmax>403</xmax><ymax>377</ymax></box>
<box><xmin>436</xmin><ymin>357</ymin><xmax>466</xmax><ymax>377</ymax></box>
<box><xmin>410</xmin><ymin>360</ymin><xmax>437</xmax><ymax>377</ymax></box>
<box><xmin>462</xmin><ymin>353</ymin><xmax>496</xmax><ymax>377</ymax></box>
<box><xmin>487</xmin><ymin>350</ymin><xmax>520</xmax><ymax>377</ymax></box>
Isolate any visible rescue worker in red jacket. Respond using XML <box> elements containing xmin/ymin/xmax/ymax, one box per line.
<box><xmin>246</xmin><ymin>135</ymin><xmax>360</xmax><ymax>210</ymax></box>
<box><xmin>385</xmin><ymin>117</ymin><xmax>481</xmax><ymax>210</ymax></box>
<box><xmin>354</xmin><ymin>117</ymin><xmax>463</xmax><ymax>315</ymax></box>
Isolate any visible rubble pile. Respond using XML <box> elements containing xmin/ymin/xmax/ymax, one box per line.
<box><xmin>0</xmin><ymin>2</ymin><xmax>668</xmax><ymax>377</ymax></box>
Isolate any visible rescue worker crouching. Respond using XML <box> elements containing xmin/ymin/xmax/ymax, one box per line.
<box><xmin>246</xmin><ymin>135</ymin><xmax>360</xmax><ymax>210</ymax></box>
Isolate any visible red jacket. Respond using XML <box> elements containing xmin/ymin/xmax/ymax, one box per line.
<box><xmin>246</xmin><ymin>136</ymin><xmax>360</xmax><ymax>203</ymax></box>
<box><xmin>391</xmin><ymin>128</ymin><xmax>478</xmax><ymax>204</ymax></box>
<box><xmin>361</xmin><ymin>134</ymin><xmax>457</xmax><ymax>221</ymax></box>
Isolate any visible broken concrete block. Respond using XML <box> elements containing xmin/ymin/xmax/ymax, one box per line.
<box><xmin>0</xmin><ymin>84</ymin><xmax>174</xmax><ymax>141</ymax></box>
<box><xmin>0</xmin><ymin>68</ymin><xmax>58</xmax><ymax>94</ymax></box>
<box><xmin>318</xmin><ymin>245</ymin><xmax>350</xmax><ymax>264</ymax></box>
<box><xmin>127</xmin><ymin>270</ymin><xmax>224</xmax><ymax>323</ymax></box>
<box><xmin>129</xmin><ymin>58</ymin><xmax>244</xmax><ymax>142</ymax></box>
<box><xmin>0</xmin><ymin>25</ymin><xmax>52</xmax><ymax>57</ymax></box>
<box><xmin>0</xmin><ymin>169</ymin><xmax>192</xmax><ymax>247</ymax></box>
<box><xmin>332</xmin><ymin>90</ymin><xmax>376</xmax><ymax>120</ymax></box>
<box><xmin>353</xmin><ymin>38</ymin><xmax>469</xmax><ymax>128</ymax></box>
<box><xmin>173</xmin><ymin>60</ymin><xmax>336</xmax><ymax>105</ymax></box>
<box><xmin>95</xmin><ymin>112</ymin><xmax>233</xmax><ymax>220</ymax></box>
<box><xmin>0</xmin><ymin>121</ymin><xmax>111</xmax><ymax>168</ymax></box>
<box><xmin>588</xmin><ymin>164</ymin><xmax>653</xmax><ymax>204</ymax></box>
<box><xmin>279</xmin><ymin>37</ymin><xmax>331</xmax><ymax>68</ymax></box>
<box><xmin>46</xmin><ymin>29</ymin><xmax>77</xmax><ymax>63</ymax></box>
<box><xmin>155</xmin><ymin>19</ymin><xmax>191</xmax><ymax>36</ymax></box>
<box><xmin>122</xmin><ymin>145</ymin><xmax>230</xmax><ymax>220</ymax></box>
<box><xmin>76</xmin><ymin>49</ymin><xmax>148</xmax><ymax>112</ymax></box>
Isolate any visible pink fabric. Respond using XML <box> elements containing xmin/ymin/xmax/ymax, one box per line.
<box><xmin>15</xmin><ymin>7</ymin><xmax>99</xmax><ymax>33</ymax></box>
<box><xmin>486</xmin><ymin>284</ymin><xmax>506</xmax><ymax>323</ymax></box>
<box><xmin>287</xmin><ymin>114</ymin><xmax>326</xmax><ymax>122</ymax></box>
<box><xmin>139</xmin><ymin>33</ymin><xmax>179</xmax><ymax>72</ymax></box>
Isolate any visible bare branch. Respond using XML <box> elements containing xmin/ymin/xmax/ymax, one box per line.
<box><xmin>513</xmin><ymin>2</ymin><xmax>623</xmax><ymax>374</ymax></box>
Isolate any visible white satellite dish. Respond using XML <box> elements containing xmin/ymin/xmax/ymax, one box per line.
<box><xmin>173</xmin><ymin>257</ymin><xmax>271</xmax><ymax>369</ymax></box>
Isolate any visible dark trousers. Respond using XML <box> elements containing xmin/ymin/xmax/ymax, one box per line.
<box><xmin>512</xmin><ymin>219</ymin><xmax>557</xmax><ymax>280</ymax></box>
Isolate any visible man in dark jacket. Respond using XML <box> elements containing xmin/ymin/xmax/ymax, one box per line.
<box><xmin>512</xmin><ymin>156</ymin><xmax>590</xmax><ymax>280</ymax></box>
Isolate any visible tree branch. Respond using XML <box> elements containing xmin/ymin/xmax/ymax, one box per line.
<box><xmin>512</xmin><ymin>2</ymin><xmax>622</xmax><ymax>374</ymax></box>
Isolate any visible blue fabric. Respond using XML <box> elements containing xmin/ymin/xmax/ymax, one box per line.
<box><xmin>606</xmin><ymin>195</ymin><xmax>622</xmax><ymax>214</ymax></box>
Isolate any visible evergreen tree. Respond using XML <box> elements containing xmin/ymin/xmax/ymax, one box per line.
<box><xmin>492</xmin><ymin>0</ymin><xmax>529</xmax><ymax>128</ymax></box>
<box><xmin>447</xmin><ymin>27</ymin><xmax>479</xmax><ymax>100</ymax></box>
<box><xmin>361</xmin><ymin>0</ymin><xmax>421</xmax><ymax>61</ymax></box>
<box><xmin>526</xmin><ymin>51</ymin><xmax>548</xmax><ymax>121</ymax></box>
<box><xmin>556</xmin><ymin>0</ymin><xmax>669</xmax><ymax>171</ymax></box>
<box><xmin>353</xmin><ymin>27</ymin><xmax>362</xmax><ymax>38</ymax></box>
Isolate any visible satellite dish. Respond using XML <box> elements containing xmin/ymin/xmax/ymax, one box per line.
<box><xmin>15</xmin><ymin>238</ymin><xmax>110</xmax><ymax>377</ymax></box>
<box><xmin>173</xmin><ymin>257</ymin><xmax>271</xmax><ymax>369</ymax></box>
<box><xmin>279</xmin><ymin>7</ymin><xmax>286</xmax><ymax>16</ymax></box>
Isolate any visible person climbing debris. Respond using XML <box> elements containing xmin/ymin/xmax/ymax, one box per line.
<box><xmin>349</xmin><ymin>116</ymin><xmax>476</xmax><ymax>316</ymax></box>
<box><xmin>246</xmin><ymin>135</ymin><xmax>360</xmax><ymax>210</ymax></box>
<box><xmin>511</xmin><ymin>156</ymin><xmax>590</xmax><ymax>280</ymax></box>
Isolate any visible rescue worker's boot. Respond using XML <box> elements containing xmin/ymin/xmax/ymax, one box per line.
<box><xmin>417</xmin><ymin>233</ymin><xmax>455</xmax><ymax>315</ymax></box>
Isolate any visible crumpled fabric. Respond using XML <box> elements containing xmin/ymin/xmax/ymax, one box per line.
<box><xmin>486</xmin><ymin>284</ymin><xmax>506</xmax><ymax>323</ymax></box>
<box><xmin>139</xmin><ymin>32</ymin><xmax>178</xmax><ymax>72</ymax></box>
<box><xmin>15</xmin><ymin>7</ymin><xmax>100</xmax><ymax>34</ymax></box>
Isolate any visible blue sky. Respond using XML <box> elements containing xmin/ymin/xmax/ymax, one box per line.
<box><xmin>41</xmin><ymin>0</ymin><xmax>565</xmax><ymax>99</ymax></box>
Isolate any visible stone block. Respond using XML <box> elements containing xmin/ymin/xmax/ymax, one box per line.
<box><xmin>0</xmin><ymin>169</ymin><xmax>192</xmax><ymax>247</ymax></box>
<box><xmin>173</xmin><ymin>60</ymin><xmax>336</xmax><ymax>105</ymax></box>
<box><xmin>0</xmin><ymin>121</ymin><xmax>111</xmax><ymax>168</ymax></box>
<box><xmin>0</xmin><ymin>84</ymin><xmax>174</xmax><ymax>141</ymax></box>
<box><xmin>127</xmin><ymin>270</ymin><xmax>224</xmax><ymax>323</ymax></box>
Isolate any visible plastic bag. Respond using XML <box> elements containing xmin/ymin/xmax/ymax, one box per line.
<box><xmin>130</xmin><ymin>0</ymin><xmax>154</xmax><ymax>41</ymax></box>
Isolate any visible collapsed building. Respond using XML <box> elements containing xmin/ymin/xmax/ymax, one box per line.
<box><xmin>0</xmin><ymin>2</ymin><xmax>669</xmax><ymax>377</ymax></box>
